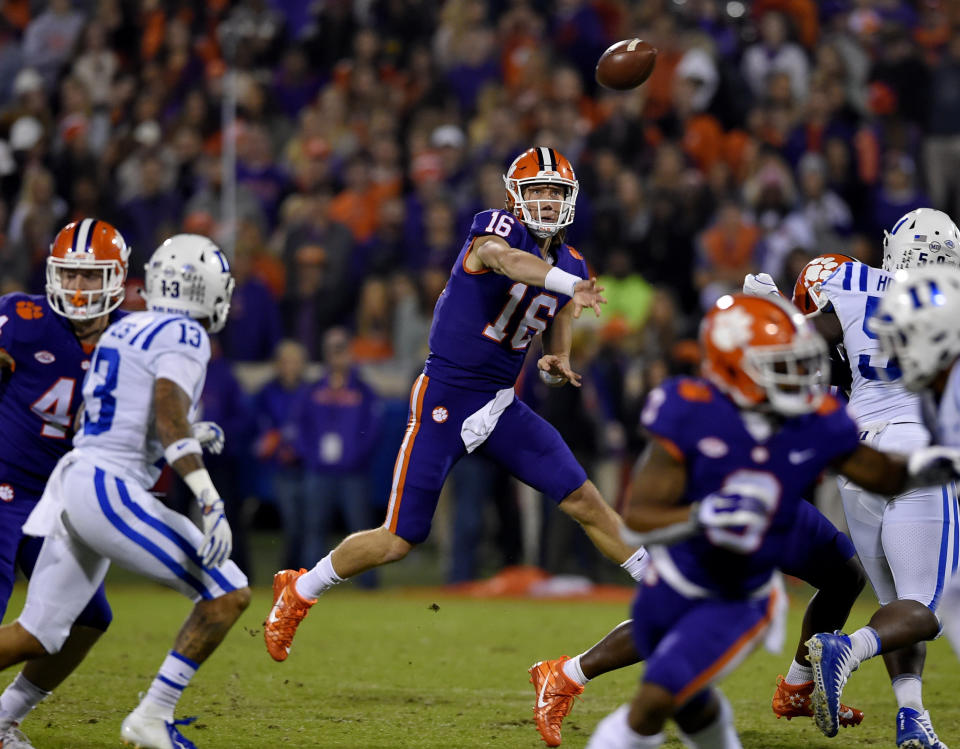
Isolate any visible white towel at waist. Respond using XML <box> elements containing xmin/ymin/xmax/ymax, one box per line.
<box><xmin>460</xmin><ymin>387</ymin><xmax>515</xmax><ymax>453</ymax></box>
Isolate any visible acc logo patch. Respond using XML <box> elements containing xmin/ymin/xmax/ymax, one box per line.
<box><xmin>34</xmin><ymin>350</ymin><xmax>55</xmax><ymax>364</ymax></box>
<box><xmin>15</xmin><ymin>300</ymin><xmax>43</xmax><ymax>320</ymax></box>
<box><xmin>0</xmin><ymin>484</ymin><xmax>13</xmax><ymax>502</ymax></box>
<box><xmin>697</xmin><ymin>437</ymin><xmax>728</xmax><ymax>458</ymax></box>
<box><xmin>432</xmin><ymin>406</ymin><xmax>449</xmax><ymax>423</ymax></box>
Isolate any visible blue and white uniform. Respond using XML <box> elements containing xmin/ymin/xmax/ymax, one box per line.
<box><xmin>0</xmin><ymin>292</ymin><xmax>115</xmax><ymax>629</ymax></box>
<box><xmin>822</xmin><ymin>261</ymin><xmax>958</xmax><ymax>608</ymax></box>
<box><xmin>17</xmin><ymin>311</ymin><xmax>247</xmax><ymax>653</ymax></box>
<box><xmin>383</xmin><ymin>209</ymin><xmax>590</xmax><ymax>543</ymax></box>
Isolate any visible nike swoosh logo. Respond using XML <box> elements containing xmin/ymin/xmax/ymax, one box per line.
<box><xmin>789</xmin><ymin>449</ymin><xmax>817</xmax><ymax>464</ymax></box>
<box><xmin>267</xmin><ymin>606</ymin><xmax>280</xmax><ymax>625</ymax></box>
<box><xmin>537</xmin><ymin>666</ymin><xmax>550</xmax><ymax>708</ymax></box>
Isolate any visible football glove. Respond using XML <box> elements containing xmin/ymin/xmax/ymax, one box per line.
<box><xmin>905</xmin><ymin>446</ymin><xmax>960</xmax><ymax>490</ymax></box>
<box><xmin>696</xmin><ymin>491</ymin><xmax>772</xmax><ymax>554</ymax></box>
<box><xmin>742</xmin><ymin>272</ymin><xmax>781</xmax><ymax>297</ymax></box>
<box><xmin>192</xmin><ymin>421</ymin><xmax>225</xmax><ymax>455</ymax></box>
<box><xmin>198</xmin><ymin>499</ymin><xmax>232</xmax><ymax>568</ymax></box>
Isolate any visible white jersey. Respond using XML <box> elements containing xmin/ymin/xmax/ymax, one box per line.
<box><xmin>72</xmin><ymin>311</ymin><xmax>209</xmax><ymax>488</ymax></box>
<box><xmin>820</xmin><ymin>260</ymin><xmax>923</xmax><ymax>425</ymax></box>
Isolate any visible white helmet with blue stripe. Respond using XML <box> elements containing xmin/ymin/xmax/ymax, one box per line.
<box><xmin>870</xmin><ymin>265</ymin><xmax>960</xmax><ymax>390</ymax></box>
<box><xmin>882</xmin><ymin>208</ymin><xmax>960</xmax><ymax>272</ymax></box>
<box><xmin>143</xmin><ymin>234</ymin><xmax>235</xmax><ymax>333</ymax></box>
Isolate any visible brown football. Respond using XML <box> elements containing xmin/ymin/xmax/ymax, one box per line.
<box><xmin>595</xmin><ymin>38</ymin><xmax>658</xmax><ymax>91</ymax></box>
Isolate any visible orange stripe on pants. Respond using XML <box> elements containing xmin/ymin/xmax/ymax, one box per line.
<box><xmin>675</xmin><ymin>587</ymin><xmax>779</xmax><ymax>704</ymax></box>
<box><xmin>385</xmin><ymin>374</ymin><xmax>428</xmax><ymax>533</ymax></box>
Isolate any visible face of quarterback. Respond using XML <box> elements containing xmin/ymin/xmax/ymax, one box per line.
<box><xmin>521</xmin><ymin>183</ymin><xmax>564</xmax><ymax>225</ymax></box>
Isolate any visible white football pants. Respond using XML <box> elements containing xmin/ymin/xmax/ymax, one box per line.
<box><xmin>19</xmin><ymin>457</ymin><xmax>247</xmax><ymax>653</ymax></box>
<box><xmin>839</xmin><ymin>421</ymin><xmax>958</xmax><ymax>609</ymax></box>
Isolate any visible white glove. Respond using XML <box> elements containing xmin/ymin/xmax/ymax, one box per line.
<box><xmin>199</xmin><ymin>498</ymin><xmax>233</xmax><ymax>568</ymax></box>
<box><xmin>192</xmin><ymin>421</ymin><xmax>225</xmax><ymax>455</ymax></box>
<box><xmin>742</xmin><ymin>272</ymin><xmax>781</xmax><ymax>297</ymax></box>
<box><xmin>696</xmin><ymin>491</ymin><xmax>772</xmax><ymax>554</ymax></box>
<box><xmin>906</xmin><ymin>446</ymin><xmax>960</xmax><ymax>490</ymax></box>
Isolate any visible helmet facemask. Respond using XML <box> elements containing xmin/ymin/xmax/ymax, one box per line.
<box><xmin>504</xmin><ymin>177</ymin><xmax>578</xmax><ymax>239</ymax></box>
<box><xmin>46</xmin><ymin>256</ymin><xmax>126</xmax><ymax>320</ymax></box>
<box><xmin>743</xmin><ymin>335</ymin><xmax>830</xmax><ymax>415</ymax></box>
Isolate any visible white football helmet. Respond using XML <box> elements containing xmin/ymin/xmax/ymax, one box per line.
<box><xmin>881</xmin><ymin>208</ymin><xmax>960</xmax><ymax>272</ymax></box>
<box><xmin>870</xmin><ymin>265</ymin><xmax>960</xmax><ymax>391</ymax></box>
<box><xmin>143</xmin><ymin>234</ymin><xmax>235</xmax><ymax>333</ymax></box>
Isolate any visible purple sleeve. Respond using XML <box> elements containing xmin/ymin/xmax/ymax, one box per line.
<box><xmin>639</xmin><ymin>379</ymin><xmax>698</xmax><ymax>458</ymax></box>
<box><xmin>818</xmin><ymin>400</ymin><xmax>862</xmax><ymax>463</ymax></box>
<box><xmin>470</xmin><ymin>210</ymin><xmax>528</xmax><ymax>248</ymax></box>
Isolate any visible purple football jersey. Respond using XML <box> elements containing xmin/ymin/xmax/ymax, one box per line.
<box><xmin>423</xmin><ymin>209</ymin><xmax>588</xmax><ymax>390</ymax></box>
<box><xmin>0</xmin><ymin>293</ymin><xmax>125</xmax><ymax>496</ymax></box>
<box><xmin>640</xmin><ymin>376</ymin><xmax>860</xmax><ymax>597</ymax></box>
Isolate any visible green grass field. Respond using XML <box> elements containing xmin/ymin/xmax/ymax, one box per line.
<box><xmin>2</xmin><ymin>579</ymin><xmax>958</xmax><ymax>748</ymax></box>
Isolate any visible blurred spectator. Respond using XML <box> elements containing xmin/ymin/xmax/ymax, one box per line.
<box><xmin>872</xmin><ymin>152</ymin><xmax>928</xmax><ymax>238</ymax></box>
<box><xmin>923</xmin><ymin>34</ymin><xmax>960</xmax><ymax>218</ymax></box>
<box><xmin>741</xmin><ymin>11</ymin><xmax>810</xmax><ymax>104</ymax></box>
<box><xmin>71</xmin><ymin>20</ymin><xmax>118</xmax><ymax>109</ymax></box>
<box><xmin>597</xmin><ymin>248</ymin><xmax>655</xmax><ymax>334</ymax></box>
<box><xmin>351</xmin><ymin>277</ymin><xmax>394</xmax><ymax>363</ymax></box>
<box><xmin>292</xmin><ymin>327</ymin><xmax>382</xmax><ymax>588</ymax></box>
<box><xmin>197</xmin><ymin>339</ymin><xmax>255</xmax><ymax>577</ymax></box>
<box><xmin>21</xmin><ymin>0</ymin><xmax>85</xmax><ymax>92</ymax></box>
<box><xmin>219</xmin><ymin>244</ymin><xmax>282</xmax><ymax>362</ymax></box>
<box><xmin>695</xmin><ymin>200</ymin><xmax>761</xmax><ymax>310</ymax></box>
<box><xmin>8</xmin><ymin>166</ymin><xmax>66</xmax><ymax>244</ymax></box>
<box><xmin>119</xmin><ymin>153</ymin><xmax>182</xmax><ymax>273</ymax></box>
<box><xmin>793</xmin><ymin>152</ymin><xmax>853</xmax><ymax>254</ymax></box>
<box><xmin>253</xmin><ymin>340</ymin><xmax>310</xmax><ymax>570</ymax></box>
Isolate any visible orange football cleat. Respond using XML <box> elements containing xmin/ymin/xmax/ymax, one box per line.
<box><xmin>264</xmin><ymin>568</ymin><xmax>316</xmax><ymax>662</ymax></box>
<box><xmin>528</xmin><ymin>656</ymin><xmax>584</xmax><ymax>747</ymax></box>
<box><xmin>772</xmin><ymin>675</ymin><xmax>863</xmax><ymax>726</ymax></box>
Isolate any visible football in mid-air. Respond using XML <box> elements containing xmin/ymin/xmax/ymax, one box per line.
<box><xmin>595</xmin><ymin>38</ymin><xmax>658</xmax><ymax>91</ymax></box>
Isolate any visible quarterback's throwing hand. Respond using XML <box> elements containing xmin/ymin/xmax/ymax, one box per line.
<box><xmin>192</xmin><ymin>421</ymin><xmax>225</xmax><ymax>455</ymax></box>
<box><xmin>199</xmin><ymin>500</ymin><xmax>232</xmax><ymax>568</ymax></box>
<box><xmin>571</xmin><ymin>278</ymin><xmax>606</xmax><ymax>319</ymax></box>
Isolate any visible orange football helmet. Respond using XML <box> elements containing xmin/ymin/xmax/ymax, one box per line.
<box><xmin>701</xmin><ymin>294</ymin><xmax>829</xmax><ymax>415</ymax></box>
<box><xmin>46</xmin><ymin>219</ymin><xmax>130</xmax><ymax>320</ymax></box>
<box><xmin>504</xmin><ymin>147</ymin><xmax>578</xmax><ymax>238</ymax></box>
<box><xmin>792</xmin><ymin>253</ymin><xmax>854</xmax><ymax>316</ymax></box>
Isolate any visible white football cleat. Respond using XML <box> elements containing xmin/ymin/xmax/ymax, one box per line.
<box><xmin>0</xmin><ymin>722</ymin><xmax>35</xmax><ymax>748</ymax></box>
<box><xmin>120</xmin><ymin>710</ymin><xmax>197</xmax><ymax>749</ymax></box>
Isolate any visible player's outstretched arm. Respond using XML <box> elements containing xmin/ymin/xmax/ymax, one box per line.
<box><xmin>155</xmin><ymin>378</ymin><xmax>232</xmax><ymax>567</ymax></box>
<box><xmin>835</xmin><ymin>443</ymin><xmax>960</xmax><ymax>496</ymax></box>
<box><xmin>472</xmin><ymin>236</ymin><xmax>606</xmax><ymax>318</ymax></box>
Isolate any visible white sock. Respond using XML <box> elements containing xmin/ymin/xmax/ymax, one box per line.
<box><xmin>586</xmin><ymin>704</ymin><xmax>663</xmax><ymax>749</ymax></box>
<box><xmin>891</xmin><ymin>674</ymin><xmax>923</xmax><ymax>711</ymax></box>
<box><xmin>621</xmin><ymin>548</ymin><xmax>650</xmax><ymax>582</ymax></box>
<box><xmin>784</xmin><ymin>659</ymin><xmax>813</xmax><ymax>685</ymax></box>
<box><xmin>296</xmin><ymin>553</ymin><xmax>344</xmax><ymax>600</ymax></box>
<box><xmin>0</xmin><ymin>673</ymin><xmax>51</xmax><ymax>727</ymax></box>
<box><xmin>849</xmin><ymin>627</ymin><xmax>881</xmax><ymax>663</ymax></box>
<box><xmin>562</xmin><ymin>654</ymin><xmax>590</xmax><ymax>686</ymax></box>
<box><xmin>142</xmin><ymin>651</ymin><xmax>198</xmax><ymax>719</ymax></box>
<box><xmin>679</xmin><ymin>691</ymin><xmax>741</xmax><ymax>749</ymax></box>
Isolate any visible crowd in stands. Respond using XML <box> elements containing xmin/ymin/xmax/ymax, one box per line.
<box><xmin>2</xmin><ymin>0</ymin><xmax>959</xmax><ymax>582</ymax></box>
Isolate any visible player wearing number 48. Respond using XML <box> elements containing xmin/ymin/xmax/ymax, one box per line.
<box><xmin>262</xmin><ymin>147</ymin><xmax>651</xmax><ymax>667</ymax></box>
<box><xmin>0</xmin><ymin>233</ymin><xmax>250</xmax><ymax>749</ymax></box>
<box><xmin>0</xmin><ymin>218</ymin><xmax>129</xmax><ymax>749</ymax></box>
